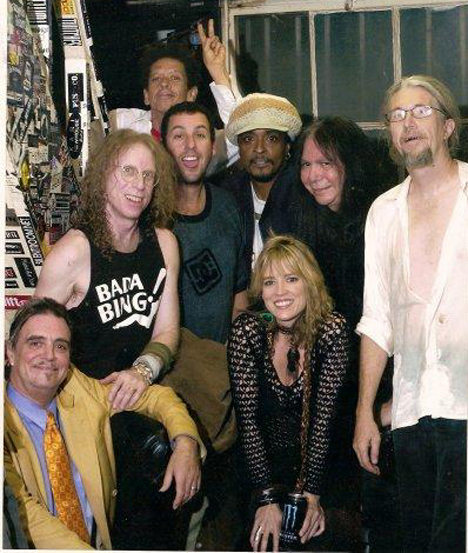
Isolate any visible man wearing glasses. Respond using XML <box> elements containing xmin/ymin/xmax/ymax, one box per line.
<box><xmin>353</xmin><ymin>75</ymin><xmax>467</xmax><ymax>551</ymax></box>
<box><xmin>35</xmin><ymin>130</ymin><xmax>180</xmax><ymax>406</ymax></box>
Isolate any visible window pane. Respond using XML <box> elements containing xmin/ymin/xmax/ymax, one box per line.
<box><xmin>315</xmin><ymin>11</ymin><xmax>393</xmax><ymax>121</ymax></box>
<box><xmin>401</xmin><ymin>5</ymin><xmax>468</xmax><ymax>112</ymax></box>
<box><xmin>235</xmin><ymin>13</ymin><xmax>311</xmax><ymax>118</ymax></box>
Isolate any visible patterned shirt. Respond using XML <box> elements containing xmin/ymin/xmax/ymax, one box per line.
<box><xmin>228</xmin><ymin>311</ymin><xmax>348</xmax><ymax>494</ymax></box>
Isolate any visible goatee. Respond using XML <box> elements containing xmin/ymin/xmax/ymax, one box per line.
<box><xmin>404</xmin><ymin>147</ymin><xmax>434</xmax><ymax>170</ymax></box>
<box><xmin>390</xmin><ymin>145</ymin><xmax>434</xmax><ymax>169</ymax></box>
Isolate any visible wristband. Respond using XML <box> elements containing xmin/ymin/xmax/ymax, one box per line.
<box><xmin>255</xmin><ymin>486</ymin><xmax>284</xmax><ymax>507</ymax></box>
<box><xmin>141</xmin><ymin>342</ymin><xmax>173</xmax><ymax>371</ymax></box>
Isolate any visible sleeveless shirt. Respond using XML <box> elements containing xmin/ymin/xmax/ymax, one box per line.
<box><xmin>69</xmin><ymin>229</ymin><xmax>166</xmax><ymax>378</ymax></box>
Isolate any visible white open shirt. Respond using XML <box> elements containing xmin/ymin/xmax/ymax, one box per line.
<box><xmin>356</xmin><ymin>160</ymin><xmax>468</xmax><ymax>430</ymax></box>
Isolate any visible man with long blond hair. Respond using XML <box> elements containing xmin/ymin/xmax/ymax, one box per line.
<box><xmin>34</xmin><ymin>130</ymin><xmax>201</xmax><ymax>548</ymax></box>
<box><xmin>354</xmin><ymin>75</ymin><xmax>467</xmax><ymax>551</ymax></box>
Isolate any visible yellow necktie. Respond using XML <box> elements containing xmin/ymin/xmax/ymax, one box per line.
<box><xmin>44</xmin><ymin>411</ymin><xmax>90</xmax><ymax>543</ymax></box>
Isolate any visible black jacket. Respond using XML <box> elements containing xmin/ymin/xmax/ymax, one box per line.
<box><xmin>215</xmin><ymin>162</ymin><xmax>298</xmax><ymax>277</ymax></box>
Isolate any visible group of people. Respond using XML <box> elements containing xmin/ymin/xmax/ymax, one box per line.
<box><xmin>4</xmin><ymin>18</ymin><xmax>467</xmax><ymax>553</ymax></box>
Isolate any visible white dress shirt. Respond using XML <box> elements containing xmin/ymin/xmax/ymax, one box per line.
<box><xmin>357</xmin><ymin>160</ymin><xmax>468</xmax><ymax>430</ymax></box>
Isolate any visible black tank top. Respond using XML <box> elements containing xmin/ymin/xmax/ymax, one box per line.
<box><xmin>69</xmin><ymin>229</ymin><xmax>166</xmax><ymax>378</ymax></box>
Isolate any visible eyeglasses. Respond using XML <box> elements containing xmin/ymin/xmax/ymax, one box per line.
<box><xmin>385</xmin><ymin>105</ymin><xmax>446</xmax><ymax>123</ymax></box>
<box><xmin>115</xmin><ymin>165</ymin><xmax>159</xmax><ymax>188</ymax></box>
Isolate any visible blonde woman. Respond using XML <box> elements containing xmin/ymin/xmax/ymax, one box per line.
<box><xmin>228</xmin><ymin>235</ymin><xmax>348</xmax><ymax>551</ymax></box>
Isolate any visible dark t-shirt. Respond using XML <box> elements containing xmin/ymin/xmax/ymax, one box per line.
<box><xmin>173</xmin><ymin>183</ymin><xmax>248</xmax><ymax>343</ymax></box>
<box><xmin>69</xmin><ymin>229</ymin><xmax>166</xmax><ymax>378</ymax></box>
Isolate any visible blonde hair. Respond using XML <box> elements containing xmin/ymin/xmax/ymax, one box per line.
<box><xmin>250</xmin><ymin>234</ymin><xmax>333</xmax><ymax>347</ymax></box>
<box><xmin>74</xmin><ymin>129</ymin><xmax>177</xmax><ymax>256</ymax></box>
<box><xmin>382</xmin><ymin>74</ymin><xmax>460</xmax><ymax>156</ymax></box>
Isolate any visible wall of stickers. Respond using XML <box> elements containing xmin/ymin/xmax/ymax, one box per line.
<box><xmin>5</xmin><ymin>0</ymin><xmax>108</xmax><ymax>321</ymax></box>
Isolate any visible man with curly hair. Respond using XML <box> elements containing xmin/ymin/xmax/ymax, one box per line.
<box><xmin>110</xmin><ymin>23</ymin><xmax>239</xmax><ymax>173</ymax></box>
<box><xmin>36</xmin><ymin>129</ymin><xmax>180</xmax><ymax>404</ymax></box>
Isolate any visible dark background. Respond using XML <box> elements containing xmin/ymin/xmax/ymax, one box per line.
<box><xmin>86</xmin><ymin>0</ymin><xmax>221</xmax><ymax>111</ymax></box>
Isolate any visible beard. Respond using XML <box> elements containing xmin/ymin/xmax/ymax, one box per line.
<box><xmin>404</xmin><ymin>147</ymin><xmax>434</xmax><ymax>169</ymax></box>
<box><xmin>390</xmin><ymin>144</ymin><xmax>434</xmax><ymax>170</ymax></box>
<box><xmin>247</xmin><ymin>162</ymin><xmax>284</xmax><ymax>184</ymax></box>
<box><xmin>175</xmin><ymin>164</ymin><xmax>207</xmax><ymax>187</ymax></box>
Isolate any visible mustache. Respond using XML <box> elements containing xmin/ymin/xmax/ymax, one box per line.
<box><xmin>250</xmin><ymin>157</ymin><xmax>272</xmax><ymax>164</ymax></box>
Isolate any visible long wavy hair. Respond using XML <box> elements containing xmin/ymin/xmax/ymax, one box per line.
<box><xmin>74</xmin><ymin>130</ymin><xmax>177</xmax><ymax>256</ymax></box>
<box><xmin>249</xmin><ymin>234</ymin><xmax>333</xmax><ymax>348</ymax></box>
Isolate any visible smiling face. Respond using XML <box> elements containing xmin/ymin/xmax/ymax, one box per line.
<box><xmin>388</xmin><ymin>86</ymin><xmax>454</xmax><ymax>169</ymax></box>
<box><xmin>7</xmin><ymin>313</ymin><xmax>71</xmax><ymax>407</ymax></box>
<box><xmin>238</xmin><ymin>129</ymin><xmax>289</xmax><ymax>185</ymax></box>
<box><xmin>144</xmin><ymin>58</ymin><xmax>198</xmax><ymax>123</ymax></box>
<box><xmin>300</xmin><ymin>137</ymin><xmax>345</xmax><ymax>212</ymax></box>
<box><xmin>261</xmin><ymin>262</ymin><xmax>307</xmax><ymax>328</ymax></box>
<box><xmin>105</xmin><ymin>142</ymin><xmax>155</xmax><ymax>225</ymax></box>
<box><xmin>164</xmin><ymin>112</ymin><xmax>215</xmax><ymax>185</ymax></box>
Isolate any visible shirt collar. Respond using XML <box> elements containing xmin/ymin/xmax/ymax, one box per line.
<box><xmin>7</xmin><ymin>383</ymin><xmax>58</xmax><ymax>430</ymax></box>
<box><xmin>383</xmin><ymin>159</ymin><xmax>468</xmax><ymax>202</ymax></box>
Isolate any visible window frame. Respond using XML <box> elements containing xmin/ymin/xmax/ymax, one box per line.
<box><xmin>221</xmin><ymin>0</ymin><xmax>468</xmax><ymax>130</ymax></box>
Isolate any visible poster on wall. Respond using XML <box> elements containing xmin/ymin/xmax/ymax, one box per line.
<box><xmin>6</xmin><ymin>0</ymin><xmax>109</xmax><ymax>318</ymax></box>
<box><xmin>5</xmin><ymin>163</ymin><xmax>42</xmax><ymax>311</ymax></box>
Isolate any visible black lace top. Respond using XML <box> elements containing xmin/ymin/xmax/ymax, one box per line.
<box><xmin>228</xmin><ymin>311</ymin><xmax>349</xmax><ymax>495</ymax></box>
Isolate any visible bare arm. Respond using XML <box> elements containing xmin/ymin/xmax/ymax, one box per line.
<box><xmin>34</xmin><ymin>229</ymin><xmax>90</xmax><ymax>308</ymax></box>
<box><xmin>159</xmin><ymin>435</ymin><xmax>201</xmax><ymax>510</ymax></box>
<box><xmin>232</xmin><ymin>289</ymin><xmax>248</xmax><ymax>322</ymax></box>
<box><xmin>103</xmin><ymin>228</ymin><xmax>180</xmax><ymax>409</ymax></box>
<box><xmin>353</xmin><ymin>335</ymin><xmax>388</xmax><ymax>475</ymax></box>
<box><xmin>150</xmin><ymin>228</ymin><xmax>180</xmax><ymax>352</ymax></box>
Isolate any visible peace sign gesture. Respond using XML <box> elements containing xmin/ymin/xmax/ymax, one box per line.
<box><xmin>198</xmin><ymin>19</ymin><xmax>231</xmax><ymax>87</ymax></box>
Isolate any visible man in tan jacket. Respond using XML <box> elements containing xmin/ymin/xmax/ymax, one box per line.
<box><xmin>4</xmin><ymin>298</ymin><xmax>205</xmax><ymax>549</ymax></box>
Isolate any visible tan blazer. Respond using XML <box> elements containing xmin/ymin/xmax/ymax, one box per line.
<box><xmin>4</xmin><ymin>367</ymin><xmax>205</xmax><ymax>550</ymax></box>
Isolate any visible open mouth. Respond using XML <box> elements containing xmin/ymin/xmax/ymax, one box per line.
<box><xmin>182</xmin><ymin>155</ymin><xmax>199</xmax><ymax>169</ymax></box>
<box><xmin>274</xmin><ymin>299</ymin><xmax>293</xmax><ymax>308</ymax></box>
<box><xmin>251</xmin><ymin>158</ymin><xmax>271</xmax><ymax>168</ymax></box>
<box><xmin>125</xmin><ymin>194</ymin><xmax>143</xmax><ymax>203</ymax></box>
<box><xmin>312</xmin><ymin>185</ymin><xmax>331</xmax><ymax>194</ymax></box>
<box><xmin>403</xmin><ymin>135</ymin><xmax>423</xmax><ymax>144</ymax></box>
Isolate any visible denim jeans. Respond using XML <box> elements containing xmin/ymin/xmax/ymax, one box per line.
<box><xmin>392</xmin><ymin>417</ymin><xmax>466</xmax><ymax>552</ymax></box>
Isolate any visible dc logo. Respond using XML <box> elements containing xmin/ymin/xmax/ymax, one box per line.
<box><xmin>184</xmin><ymin>249</ymin><xmax>221</xmax><ymax>295</ymax></box>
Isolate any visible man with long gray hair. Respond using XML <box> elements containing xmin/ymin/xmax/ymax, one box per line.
<box><xmin>353</xmin><ymin>75</ymin><xmax>467</xmax><ymax>551</ymax></box>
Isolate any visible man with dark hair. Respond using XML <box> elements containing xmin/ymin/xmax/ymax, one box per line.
<box><xmin>4</xmin><ymin>298</ymin><xmax>204</xmax><ymax>549</ymax></box>
<box><xmin>111</xmin><ymin>44</ymin><xmax>199</xmax><ymax>141</ymax></box>
<box><xmin>221</xmin><ymin>93</ymin><xmax>302</xmax><ymax>273</ymax></box>
<box><xmin>110</xmin><ymin>33</ymin><xmax>239</xmax><ymax>172</ymax></box>
<box><xmin>162</xmin><ymin>101</ymin><xmax>248</xmax><ymax>342</ymax></box>
<box><xmin>161</xmin><ymin>100</ymin><xmax>247</xmax><ymax>549</ymax></box>
<box><xmin>354</xmin><ymin>75</ymin><xmax>467</xmax><ymax>551</ymax></box>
